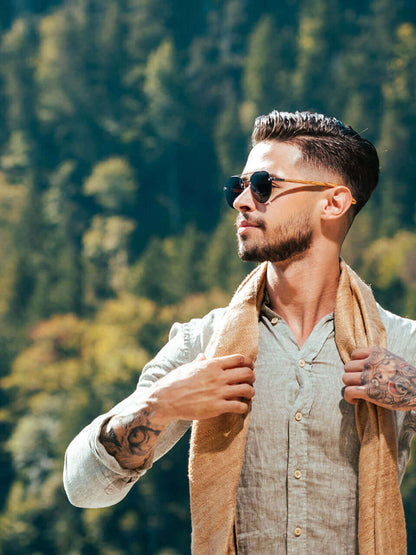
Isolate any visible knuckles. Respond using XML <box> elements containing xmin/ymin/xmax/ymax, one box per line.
<box><xmin>239</xmin><ymin>384</ymin><xmax>255</xmax><ymax>397</ymax></box>
<box><xmin>233</xmin><ymin>355</ymin><xmax>246</xmax><ymax>367</ymax></box>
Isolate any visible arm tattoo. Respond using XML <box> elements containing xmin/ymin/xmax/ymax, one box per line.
<box><xmin>361</xmin><ymin>348</ymin><xmax>416</xmax><ymax>409</ymax></box>
<box><xmin>100</xmin><ymin>409</ymin><xmax>163</xmax><ymax>470</ymax></box>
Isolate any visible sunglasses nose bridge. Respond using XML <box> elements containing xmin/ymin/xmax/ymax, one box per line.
<box><xmin>233</xmin><ymin>179</ymin><xmax>257</xmax><ymax>210</ymax></box>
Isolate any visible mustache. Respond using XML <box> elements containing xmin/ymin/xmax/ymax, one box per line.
<box><xmin>236</xmin><ymin>214</ymin><xmax>266</xmax><ymax>230</ymax></box>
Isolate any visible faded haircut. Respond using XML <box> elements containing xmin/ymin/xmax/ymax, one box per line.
<box><xmin>252</xmin><ymin>110</ymin><xmax>379</xmax><ymax>214</ymax></box>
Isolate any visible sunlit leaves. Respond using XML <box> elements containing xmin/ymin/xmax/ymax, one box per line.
<box><xmin>84</xmin><ymin>157</ymin><xmax>138</xmax><ymax>212</ymax></box>
<box><xmin>144</xmin><ymin>40</ymin><xmax>185</xmax><ymax>144</ymax></box>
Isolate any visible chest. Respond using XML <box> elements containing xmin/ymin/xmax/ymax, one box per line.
<box><xmin>247</xmin><ymin>317</ymin><xmax>359</xmax><ymax>472</ymax></box>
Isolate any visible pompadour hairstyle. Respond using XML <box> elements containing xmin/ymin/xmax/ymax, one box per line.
<box><xmin>252</xmin><ymin>110</ymin><xmax>379</xmax><ymax>214</ymax></box>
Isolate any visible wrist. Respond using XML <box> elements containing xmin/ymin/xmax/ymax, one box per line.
<box><xmin>142</xmin><ymin>383</ymin><xmax>175</xmax><ymax>428</ymax></box>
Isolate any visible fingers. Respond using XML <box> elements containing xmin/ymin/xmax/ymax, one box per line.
<box><xmin>350</xmin><ymin>348</ymin><xmax>372</xmax><ymax>360</ymax></box>
<box><xmin>342</xmin><ymin>372</ymin><xmax>363</xmax><ymax>386</ymax></box>
<box><xmin>350</xmin><ymin>346</ymin><xmax>386</xmax><ymax>361</ymax></box>
<box><xmin>224</xmin><ymin>367</ymin><xmax>255</xmax><ymax>385</ymax></box>
<box><xmin>343</xmin><ymin>385</ymin><xmax>368</xmax><ymax>405</ymax></box>
<box><xmin>217</xmin><ymin>354</ymin><xmax>254</xmax><ymax>370</ymax></box>
<box><xmin>224</xmin><ymin>383</ymin><xmax>255</xmax><ymax>400</ymax></box>
<box><xmin>344</xmin><ymin>358</ymin><xmax>366</xmax><ymax>373</ymax></box>
<box><xmin>220</xmin><ymin>399</ymin><xmax>251</xmax><ymax>415</ymax></box>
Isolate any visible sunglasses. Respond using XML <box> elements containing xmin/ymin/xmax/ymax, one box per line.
<box><xmin>224</xmin><ymin>170</ymin><xmax>357</xmax><ymax>208</ymax></box>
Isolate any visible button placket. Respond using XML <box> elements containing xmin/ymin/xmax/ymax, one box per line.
<box><xmin>288</xmin><ymin>404</ymin><xmax>308</xmax><ymax>553</ymax></box>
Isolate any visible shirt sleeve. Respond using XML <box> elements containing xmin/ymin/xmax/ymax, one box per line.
<box><xmin>379</xmin><ymin>305</ymin><xmax>416</xmax><ymax>481</ymax></box>
<box><xmin>63</xmin><ymin>308</ymin><xmax>224</xmax><ymax>508</ymax></box>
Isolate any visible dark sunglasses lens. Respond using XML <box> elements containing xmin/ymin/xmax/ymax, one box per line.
<box><xmin>224</xmin><ymin>176</ymin><xmax>243</xmax><ymax>208</ymax></box>
<box><xmin>250</xmin><ymin>171</ymin><xmax>272</xmax><ymax>203</ymax></box>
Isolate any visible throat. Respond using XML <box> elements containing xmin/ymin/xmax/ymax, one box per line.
<box><xmin>266</xmin><ymin>257</ymin><xmax>340</xmax><ymax>347</ymax></box>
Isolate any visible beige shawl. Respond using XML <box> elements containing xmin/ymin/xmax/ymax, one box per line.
<box><xmin>189</xmin><ymin>260</ymin><xmax>406</xmax><ymax>554</ymax></box>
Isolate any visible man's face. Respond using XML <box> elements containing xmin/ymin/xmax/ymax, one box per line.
<box><xmin>234</xmin><ymin>141</ymin><xmax>331</xmax><ymax>263</ymax></box>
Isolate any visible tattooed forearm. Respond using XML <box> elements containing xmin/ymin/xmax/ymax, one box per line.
<box><xmin>99</xmin><ymin>409</ymin><xmax>164</xmax><ymax>470</ymax></box>
<box><xmin>361</xmin><ymin>348</ymin><xmax>416</xmax><ymax>409</ymax></box>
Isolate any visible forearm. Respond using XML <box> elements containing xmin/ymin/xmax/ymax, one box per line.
<box><xmin>99</xmin><ymin>353</ymin><xmax>255</xmax><ymax>469</ymax></box>
<box><xmin>64</xmin><ymin>405</ymin><xmax>191</xmax><ymax>508</ymax></box>
<box><xmin>64</xmin><ymin>413</ymin><xmax>143</xmax><ymax>508</ymax></box>
<box><xmin>99</xmin><ymin>388</ymin><xmax>171</xmax><ymax>470</ymax></box>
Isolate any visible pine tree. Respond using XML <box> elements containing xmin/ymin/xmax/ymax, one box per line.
<box><xmin>377</xmin><ymin>23</ymin><xmax>416</xmax><ymax>234</ymax></box>
<box><xmin>242</xmin><ymin>14</ymin><xmax>294</xmax><ymax>119</ymax></box>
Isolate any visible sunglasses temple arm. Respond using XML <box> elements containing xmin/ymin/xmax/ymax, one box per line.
<box><xmin>276</xmin><ymin>178</ymin><xmax>357</xmax><ymax>204</ymax></box>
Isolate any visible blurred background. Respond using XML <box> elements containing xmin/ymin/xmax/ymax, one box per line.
<box><xmin>0</xmin><ymin>0</ymin><xmax>416</xmax><ymax>553</ymax></box>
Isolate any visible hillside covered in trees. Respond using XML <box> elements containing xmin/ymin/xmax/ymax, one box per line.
<box><xmin>1</xmin><ymin>0</ymin><xmax>416</xmax><ymax>553</ymax></box>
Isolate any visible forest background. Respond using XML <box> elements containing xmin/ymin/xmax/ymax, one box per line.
<box><xmin>1</xmin><ymin>0</ymin><xmax>416</xmax><ymax>553</ymax></box>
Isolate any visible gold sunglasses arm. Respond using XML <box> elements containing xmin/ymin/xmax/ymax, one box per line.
<box><xmin>273</xmin><ymin>177</ymin><xmax>357</xmax><ymax>205</ymax></box>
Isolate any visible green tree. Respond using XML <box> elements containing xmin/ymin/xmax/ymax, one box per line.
<box><xmin>376</xmin><ymin>23</ymin><xmax>416</xmax><ymax>233</ymax></box>
<box><xmin>242</xmin><ymin>15</ymin><xmax>294</xmax><ymax>121</ymax></box>
<box><xmin>84</xmin><ymin>157</ymin><xmax>138</xmax><ymax>212</ymax></box>
<box><xmin>293</xmin><ymin>0</ymin><xmax>342</xmax><ymax>113</ymax></box>
<box><xmin>143</xmin><ymin>39</ymin><xmax>187</xmax><ymax>232</ymax></box>
<box><xmin>214</xmin><ymin>86</ymin><xmax>247</xmax><ymax>177</ymax></box>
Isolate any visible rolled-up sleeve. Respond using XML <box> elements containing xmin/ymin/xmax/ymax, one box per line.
<box><xmin>63</xmin><ymin>307</ymin><xmax>225</xmax><ymax>508</ymax></box>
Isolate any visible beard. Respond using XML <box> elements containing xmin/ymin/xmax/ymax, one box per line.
<box><xmin>237</xmin><ymin>213</ymin><xmax>313</xmax><ymax>263</ymax></box>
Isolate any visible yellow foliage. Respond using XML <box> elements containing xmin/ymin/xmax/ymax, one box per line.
<box><xmin>84</xmin><ymin>157</ymin><xmax>137</xmax><ymax>210</ymax></box>
<box><xmin>298</xmin><ymin>16</ymin><xmax>323</xmax><ymax>52</ymax></box>
<box><xmin>28</xmin><ymin>312</ymin><xmax>85</xmax><ymax>345</ymax></box>
<box><xmin>361</xmin><ymin>230</ymin><xmax>416</xmax><ymax>289</ymax></box>
<box><xmin>83</xmin><ymin>216</ymin><xmax>136</xmax><ymax>258</ymax></box>
<box><xmin>36</xmin><ymin>12</ymin><xmax>75</xmax><ymax>121</ymax></box>
<box><xmin>2</xmin><ymin>295</ymin><xmax>161</xmax><ymax>413</ymax></box>
<box><xmin>83</xmin><ymin>322</ymin><xmax>148</xmax><ymax>388</ymax></box>
<box><xmin>160</xmin><ymin>289</ymin><xmax>230</xmax><ymax>326</ymax></box>
<box><xmin>397</xmin><ymin>22</ymin><xmax>415</xmax><ymax>42</ymax></box>
<box><xmin>239</xmin><ymin>100</ymin><xmax>257</xmax><ymax>133</ymax></box>
<box><xmin>341</xmin><ymin>210</ymin><xmax>373</xmax><ymax>267</ymax></box>
<box><xmin>2</xmin><ymin>314</ymin><xmax>87</xmax><ymax>397</ymax></box>
<box><xmin>0</xmin><ymin>176</ymin><xmax>25</xmax><ymax>224</ymax></box>
<box><xmin>96</xmin><ymin>294</ymin><xmax>157</xmax><ymax>326</ymax></box>
<box><xmin>384</xmin><ymin>23</ymin><xmax>416</xmax><ymax>103</ymax></box>
<box><xmin>82</xmin><ymin>506</ymin><xmax>114</xmax><ymax>528</ymax></box>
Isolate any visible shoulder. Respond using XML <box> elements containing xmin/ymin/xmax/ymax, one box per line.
<box><xmin>138</xmin><ymin>307</ymin><xmax>227</xmax><ymax>388</ymax></box>
<box><xmin>377</xmin><ymin>304</ymin><xmax>416</xmax><ymax>363</ymax></box>
<box><xmin>378</xmin><ymin>303</ymin><xmax>416</xmax><ymax>335</ymax></box>
<box><xmin>168</xmin><ymin>307</ymin><xmax>227</xmax><ymax>350</ymax></box>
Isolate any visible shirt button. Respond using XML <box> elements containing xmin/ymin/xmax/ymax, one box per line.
<box><xmin>294</xmin><ymin>527</ymin><xmax>302</xmax><ymax>537</ymax></box>
<box><xmin>295</xmin><ymin>411</ymin><xmax>303</xmax><ymax>422</ymax></box>
<box><xmin>298</xmin><ymin>359</ymin><xmax>305</xmax><ymax>368</ymax></box>
<box><xmin>271</xmin><ymin>316</ymin><xmax>279</xmax><ymax>325</ymax></box>
<box><xmin>294</xmin><ymin>469</ymin><xmax>302</xmax><ymax>479</ymax></box>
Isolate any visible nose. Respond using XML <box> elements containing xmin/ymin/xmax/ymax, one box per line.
<box><xmin>233</xmin><ymin>184</ymin><xmax>256</xmax><ymax>212</ymax></box>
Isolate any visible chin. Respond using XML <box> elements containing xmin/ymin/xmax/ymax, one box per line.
<box><xmin>238</xmin><ymin>246</ymin><xmax>268</xmax><ymax>262</ymax></box>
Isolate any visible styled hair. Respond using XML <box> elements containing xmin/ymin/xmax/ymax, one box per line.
<box><xmin>252</xmin><ymin>110</ymin><xmax>379</xmax><ymax>214</ymax></box>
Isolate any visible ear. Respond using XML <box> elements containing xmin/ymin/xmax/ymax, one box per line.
<box><xmin>321</xmin><ymin>186</ymin><xmax>355</xmax><ymax>220</ymax></box>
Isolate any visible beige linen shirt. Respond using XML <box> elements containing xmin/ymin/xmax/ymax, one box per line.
<box><xmin>64</xmin><ymin>303</ymin><xmax>416</xmax><ymax>554</ymax></box>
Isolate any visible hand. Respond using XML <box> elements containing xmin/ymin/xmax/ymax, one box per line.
<box><xmin>342</xmin><ymin>346</ymin><xmax>416</xmax><ymax>410</ymax></box>
<box><xmin>99</xmin><ymin>353</ymin><xmax>255</xmax><ymax>469</ymax></box>
<box><xmin>150</xmin><ymin>353</ymin><xmax>255</xmax><ymax>423</ymax></box>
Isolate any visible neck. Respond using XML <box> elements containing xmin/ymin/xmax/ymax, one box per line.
<box><xmin>266</xmin><ymin>246</ymin><xmax>341</xmax><ymax>348</ymax></box>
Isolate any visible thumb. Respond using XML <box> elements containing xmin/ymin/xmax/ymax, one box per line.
<box><xmin>195</xmin><ymin>353</ymin><xmax>206</xmax><ymax>361</ymax></box>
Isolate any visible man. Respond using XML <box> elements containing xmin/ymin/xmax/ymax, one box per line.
<box><xmin>64</xmin><ymin>111</ymin><xmax>416</xmax><ymax>554</ymax></box>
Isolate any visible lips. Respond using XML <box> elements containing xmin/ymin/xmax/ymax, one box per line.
<box><xmin>238</xmin><ymin>221</ymin><xmax>257</xmax><ymax>230</ymax></box>
<box><xmin>237</xmin><ymin>220</ymin><xmax>260</xmax><ymax>236</ymax></box>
